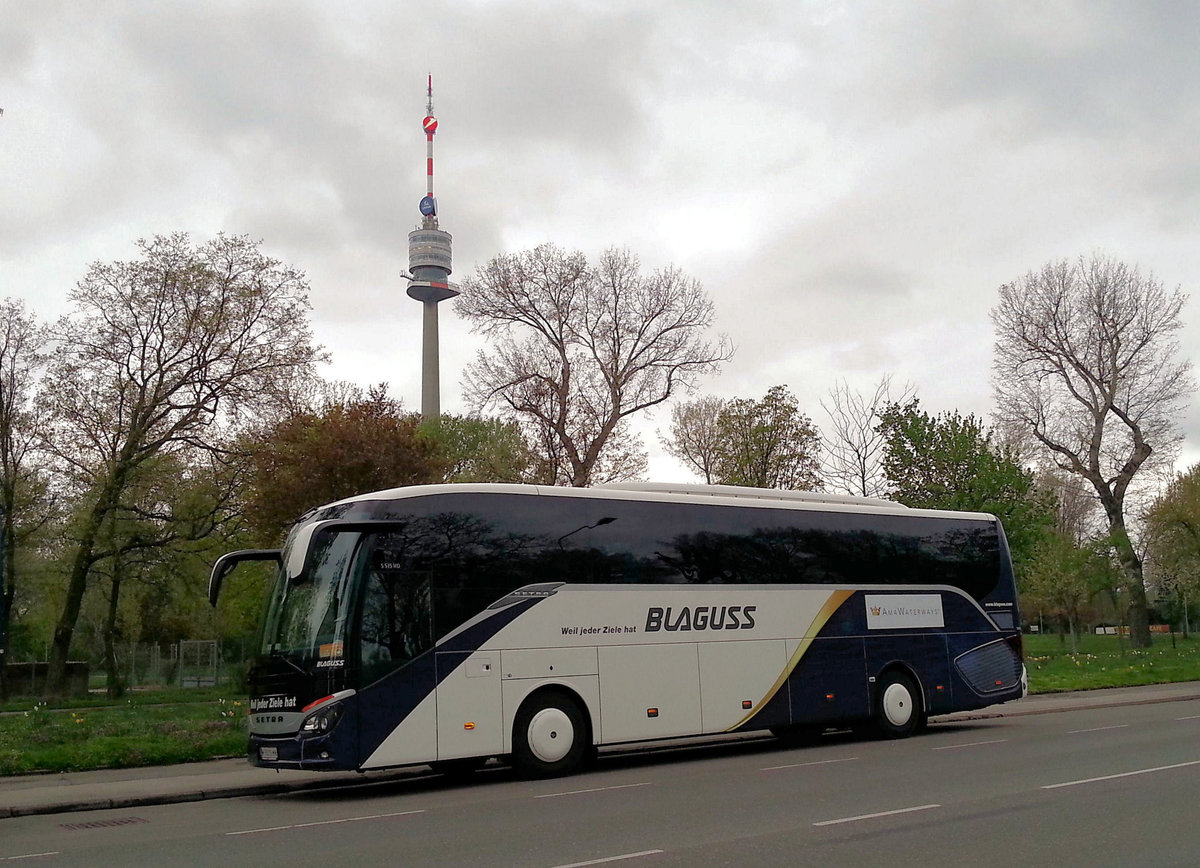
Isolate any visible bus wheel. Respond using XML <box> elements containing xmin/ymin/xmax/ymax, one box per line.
<box><xmin>512</xmin><ymin>691</ymin><xmax>589</xmax><ymax>778</ymax></box>
<box><xmin>874</xmin><ymin>671</ymin><xmax>922</xmax><ymax>738</ymax></box>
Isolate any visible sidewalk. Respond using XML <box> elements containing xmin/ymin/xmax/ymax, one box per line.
<box><xmin>3</xmin><ymin>681</ymin><xmax>1197</xmax><ymax>820</ymax></box>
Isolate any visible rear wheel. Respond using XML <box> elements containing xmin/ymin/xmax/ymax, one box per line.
<box><xmin>874</xmin><ymin>670</ymin><xmax>922</xmax><ymax>739</ymax></box>
<box><xmin>512</xmin><ymin>690</ymin><xmax>590</xmax><ymax>778</ymax></box>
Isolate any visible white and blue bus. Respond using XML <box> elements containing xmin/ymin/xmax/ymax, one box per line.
<box><xmin>209</xmin><ymin>482</ymin><xmax>1026</xmax><ymax>777</ymax></box>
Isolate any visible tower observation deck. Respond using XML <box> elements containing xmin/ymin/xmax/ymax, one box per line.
<box><xmin>406</xmin><ymin>76</ymin><xmax>458</xmax><ymax>420</ymax></box>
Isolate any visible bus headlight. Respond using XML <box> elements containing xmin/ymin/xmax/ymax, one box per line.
<box><xmin>300</xmin><ymin>701</ymin><xmax>344</xmax><ymax>736</ymax></box>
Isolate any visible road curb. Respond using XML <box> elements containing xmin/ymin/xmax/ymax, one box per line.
<box><xmin>934</xmin><ymin>687</ymin><xmax>1199</xmax><ymax>723</ymax></box>
<box><xmin>0</xmin><ymin>775</ymin><xmax>411</xmax><ymax>820</ymax></box>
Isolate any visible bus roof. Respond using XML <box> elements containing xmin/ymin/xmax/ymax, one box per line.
<box><xmin>316</xmin><ymin>481</ymin><xmax>997</xmax><ymax>524</ymax></box>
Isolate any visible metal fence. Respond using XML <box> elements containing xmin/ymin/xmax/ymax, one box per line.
<box><xmin>94</xmin><ymin>640</ymin><xmax>248</xmax><ymax>690</ymax></box>
<box><xmin>4</xmin><ymin>639</ymin><xmax>251</xmax><ymax>696</ymax></box>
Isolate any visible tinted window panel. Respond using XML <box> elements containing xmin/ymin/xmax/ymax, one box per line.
<box><xmin>327</xmin><ymin>492</ymin><xmax>1005</xmax><ymax>645</ymax></box>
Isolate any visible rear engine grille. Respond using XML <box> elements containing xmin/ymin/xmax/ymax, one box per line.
<box><xmin>954</xmin><ymin>639</ymin><xmax>1022</xmax><ymax>694</ymax></box>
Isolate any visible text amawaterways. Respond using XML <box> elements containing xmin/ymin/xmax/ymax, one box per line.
<box><xmin>645</xmin><ymin>604</ymin><xmax>757</xmax><ymax>633</ymax></box>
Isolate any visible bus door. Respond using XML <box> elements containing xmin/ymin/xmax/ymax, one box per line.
<box><xmin>353</xmin><ymin>542</ymin><xmax>438</xmax><ymax>768</ymax></box>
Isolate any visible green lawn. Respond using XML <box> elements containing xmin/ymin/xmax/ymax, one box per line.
<box><xmin>0</xmin><ymin>696</ymin><xmax>248</xmax><ymax>775</ymax></box>
<box><xmin>1024</xmin><ymin>632</ymin><xmax>1200</xmax><ymax>693</ymax></box>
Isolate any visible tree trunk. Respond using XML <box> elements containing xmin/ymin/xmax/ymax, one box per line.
<box><xmin>103</xmin><ymin>571</ymin><xmax>124</xmax><ymax>700</ymax></box>
<box><xmin>0</xmin><ymin>584</ymin><xmax>11</xmax><ymax>703</ymax></box>
<box><xmin>45</xmin><ymin>485</ymin><xmax>115</xmax><ymax>698</ymax></box>
<box><xmin>0</xmin><ymin>505</ymin><xmax>14</xmax><ymax>703</ymax></box>
<box><xmin>1104</xmin><ymin>511</ymin><xmax>1152</xmax><ymax>648</ymax></box>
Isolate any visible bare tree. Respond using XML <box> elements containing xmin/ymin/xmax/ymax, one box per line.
<box><xmin>0</xmin><ymin>300</ymin><xmax>50</xmax><ymax>700</ymax></box>
<box><xmin>991</xmin><ymin>254</ymin><xmax>1194</xmax><ymax>647</ymax></box>
<box><xmin>40</xmin><ymin>233</ymin><xmax>324</xmax><ymax>695</ymax></box>
<box><xmin>1034</xmin><ymin>466</ymin><xmax>1102</xmax><ymax>543</ymax></box>
<box><xmin>820</xmin><ymin>374</ymin><xmax>916</xmax><ymax>498</ymax></box>
<box><xmin>660</xmin><ymin>394</ymin><xmax>727</xmax><ymax>484</ymax></box>
<box><xmin>458</xmin><ymin>244</ymin><xmax>733</xmax><ymax>487</ymax></box>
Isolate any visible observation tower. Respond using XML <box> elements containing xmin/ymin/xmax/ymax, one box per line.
<box><xmin>406</xmin><ymin>75</ymin><xmax>458</xmax><ymax>421</ymax></box>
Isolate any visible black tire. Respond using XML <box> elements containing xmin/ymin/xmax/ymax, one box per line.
<box><xmin>511</xmin><ymin>690</ymin><xmax>590</xmax><ymax>778</ymax></box>
<box><xmin>873</xmin><ymin>670</ymin><xmax>922</xmax><ymax>739</ymax></box>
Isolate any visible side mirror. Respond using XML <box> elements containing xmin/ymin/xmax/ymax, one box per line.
<box><xmin>208</xmin><ymin>549</ymin><xmax>282</xmax><ymax>606</ymax></box>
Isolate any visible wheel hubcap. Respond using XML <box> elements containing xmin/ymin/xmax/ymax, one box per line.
<box><xmin>882</xmin><ymin>682</ymin><xmax>913</xmax><ymax>728</ymax></box>
<box><xmin>527</xmin><ymin>707</ymin><xmax>574</xmax><ymax>763</ymax></box>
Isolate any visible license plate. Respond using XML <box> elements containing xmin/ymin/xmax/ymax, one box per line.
<box><xmin>259</xmin><ymin>746</ymin><xmax>278</xmax><ymax>762</ymax></box>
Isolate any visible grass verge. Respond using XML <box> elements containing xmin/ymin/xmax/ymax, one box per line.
<box><xmin>1025</xmin><ymin>632</ymin><xmax>1200</xmax><ymax>693</ymax></box>
<box><xmin>0</xmin><ymin>696</ymin><xmax>247</xmax><ymax>776</ymax></box>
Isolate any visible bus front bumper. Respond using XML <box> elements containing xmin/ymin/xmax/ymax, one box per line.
<box><xmin>248</xmin><ymin>727</ymin><xmax>357</xmax><ymax>771</ymax></box>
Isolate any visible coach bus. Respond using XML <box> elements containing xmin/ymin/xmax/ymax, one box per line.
<box><xmin>208</xmin><ymin>482</ymin><xmax>1026</xmax><ymax>778</ymax></box>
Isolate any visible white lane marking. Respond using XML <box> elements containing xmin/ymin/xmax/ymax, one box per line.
<box><xmin>549</xmin><ymin>849</ymin><xmax>664</xmax><ymax>868</ymax></box>
<box><xmin>931</xmin><ymin>739</ymin><xmax>1007</xmax><ymax>751</ymax></box>
<box><xmin>813</xmin><ymin>804</ymin><xmax>941</xmax><ymax>827</ymax></box>
<box><xmin>1066</xmin><ymin>724</ymin><xmax>1129</xmax><ymax>734</ymax></box>
<box><xmin>1042</xmin><ymin>760</ymin><xmax>1200</xmax><ymax>790</ymax></box>
<box><xmin>0</xmin><ymin>854</ymin><xmax>60</xmax><ymax>862</ymax></box>
<box><xmin>226</xmin><ymin>809</ymin><xmax>424</xmax><ymax>836</ymax></box>
<box><xmin>535</xmin><ymin>782</ymin><xmax>652</xmax><ymax>799</ymax></box>
<box><xmin>762</xmin><ymin>757</ymin><xmax>859</xmax><ymax>771</ymax></box>
<box><xmin>1177</xmin><ymin>715</ymin><xmax>1200</xmax><ymax>721</ymax></box>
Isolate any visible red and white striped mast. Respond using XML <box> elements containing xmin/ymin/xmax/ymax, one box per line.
<box><xmin>422</xmin><ymin>74</ymin><xmax>438</xmax><ymax>225</ymax></box>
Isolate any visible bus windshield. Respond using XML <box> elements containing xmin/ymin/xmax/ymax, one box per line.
<box><xmin>259</xmin><ymin>528</ymin><xmax>358</xmax><ymax>666</ymax></box>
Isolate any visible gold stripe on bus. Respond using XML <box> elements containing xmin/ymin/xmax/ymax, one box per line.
<box><xmin>724</xmin><ymin>589</ymin><xmax>855</xmax><ymax>732</ymax></box>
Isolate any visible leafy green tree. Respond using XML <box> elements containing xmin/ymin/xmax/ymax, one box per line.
<box><xmin>992</xmin><ymin>254</ymin><xmax>1194</xmax><ymax>646</ymax></box>
<box><xmin>457</xmin><ymin>244</ymin><xmax>732</xmax><ymax>486</ymax></box>
<box><xmin>713</xmin><ymin>386</ymin><xmax>822</xmax><ymax>490</ymax></box>
<box><xmin>1023</xmin><ymin>531</ymin><xmax>1116</xmax><ymax>650</ymax></box>
<box><xmin>878</xmin><ymin>400</ymin><xmax>1056</xmax><ymax>575</ymax></box>
<box><xmin>242</xmin><ymin>386</ymin><xmax>445</xmax><ymax>543</ymax></box>
<box><xmin>85</xmin><ymin>451</ymin><xmax>241</xmax><ymax>697</ymax></box>
<box><xmin>1146</xmin><ymin>463</ymin><xmax>1200</xmax><ymax>636</ymax></box>
<box><xmin>0</xmin><ymin>299</ymin><xmax>51</xmax><ymax>701</ymax></box>
<box><xmin>421</xmin><ymin>415</ymin><xmax>538</xmax><ymax>483</ymax></box>
<box><xmin>40</xmin><ymin>234</ymin><xmax>323</xmax><ymax>696</ymax></box>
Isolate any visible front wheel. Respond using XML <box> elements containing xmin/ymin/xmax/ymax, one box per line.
<box><xmin>874</xmin><ymin>670</ymin><xmax>922</xmax><ymax>739</ymax></box>
<box><xmin>512</xmin><ymin>690</ymin><xmax>590</xmax><ymax>778</ymax></box>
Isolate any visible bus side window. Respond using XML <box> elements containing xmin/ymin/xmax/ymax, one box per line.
<box><xmin>358</xmin><ymin>565</ymin><xmax>433</xmax><ymax>685</ymax></box>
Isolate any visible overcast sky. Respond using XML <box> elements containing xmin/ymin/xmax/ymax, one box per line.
<box><xmin>4</xmin><ymin>1</ymin><xmax>1199</xmax><ymax>481</ymax></box>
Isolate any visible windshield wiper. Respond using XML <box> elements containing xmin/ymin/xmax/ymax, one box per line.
<box><xmin>269</xmin><ymin>648</ymin><xmax>310</xmax><ymax>677</ymax></box>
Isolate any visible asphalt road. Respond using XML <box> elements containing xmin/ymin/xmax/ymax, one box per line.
<box><xmin>4</xmin><ymin>700</ymin><xmax>1199</xmax><ymax>867</ymax></box>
